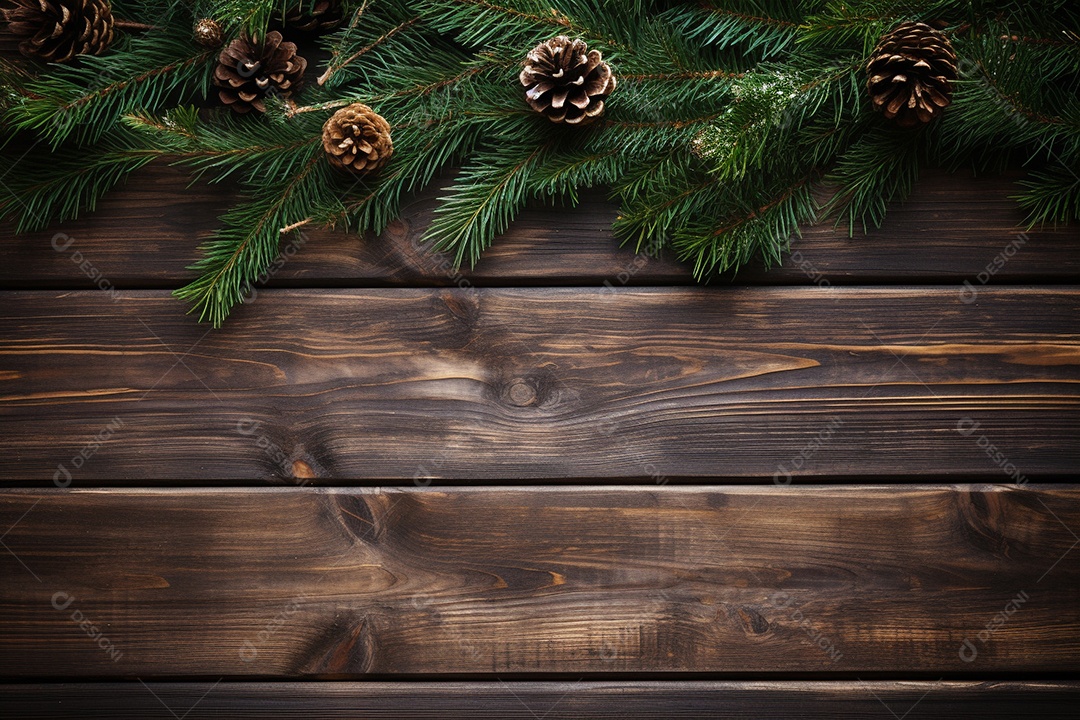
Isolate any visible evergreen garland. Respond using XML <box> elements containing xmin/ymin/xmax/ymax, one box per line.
<box><xmin>1</xmin><ymin>0</ymin><xmax>1077</xmax><ymax>326</ymax></box>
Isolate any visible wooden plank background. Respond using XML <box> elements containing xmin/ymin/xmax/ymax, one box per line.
<box><xmin>4</xmin><ymin>681</ymin><xmax>1080</xmax><ymax>719</ymax></box>
<box><xmin>2</xmin><ymin>150</ymin><xmax>1078</xmax><ymax>716</ymax></box>
<box><xmin>2</xmin><ymin>167</ymin><xmax>1076</xmax><ymax>289</ymax></box>
<box><xmin>2</xmin><ymin>287</ymin><xmax>1078</xmax><ymax>481</ymax></box>
<box><xmin>1</xmin><ymin>486</ymin><xmax>1078</xmax><ymax>677</ymax></box>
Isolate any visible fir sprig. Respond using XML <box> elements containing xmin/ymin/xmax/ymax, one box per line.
<box><xmin>2</xmin><ymin>0</ymin><xmax>1077</xmax><ymax>326</ymax></box>
<box><xmin>5</xmin><ymin>4</ymin><xmax>215</xmax><ymax>148</ymax></box>
<box><xmin>173</xmin><ymin>150</ymin><xmax>331</xmax><ymax>326</ymax></box>
<box><xmin>0</xmin><ymin>131</ymin><xmax>160</xmax><ymax>232</ymax></box>
<box><xmin>1017</xmin><ymin>162</ymin><xmax>1080</xmax><ymax>227</ymax></box>
<box><xmin>426</xmin><ymin>138</ymin><xmax>556</xmax><ymax>267</ymax></box>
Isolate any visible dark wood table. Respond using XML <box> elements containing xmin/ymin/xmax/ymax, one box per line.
<box><xmin>1</xmin><ymin>165</ymin><xmax>1078</xmax><ymax>717</ymax></box>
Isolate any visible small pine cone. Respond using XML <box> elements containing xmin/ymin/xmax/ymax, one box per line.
<box><xmin>520</xmin><ymin>35</ymin><xmax>616</xmax><ymax>125</ymax></box>
<box><xmin>322</xmin><ymin>103</ymin><xmax>393</xmax><ymax>174</ymax></box>
<box><xmin>214</xmin><ymin>31</ymin><xmax>307</xmax><ymax>114</ymax></box>
<box><xmin>3</xmin><ymin>0</ymin><xmax>114</xmax><ymax>63</ymax></box>
<box><xmin>282</xmin><ymin>0</ymin><xmax>343</xmax><ymax>34</ymax></box>
<box><xmin>193</xmin><ymin>18</ymin><xmax>224</xmax><ymax>48</ymax></box>
<box><xmin>867</xmin><ymin>21</ymin><xmax>958</xmax><ymax>128</ymax></box>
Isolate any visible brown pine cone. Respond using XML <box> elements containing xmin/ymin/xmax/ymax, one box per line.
<box><xmin>281</xmin><ymin>0</ymin><xmax>343</xmax><ymax>34</ymax></box>
<box><xmin>867</xmin><ymin>21</ymin><xmax>958</xmax><ymax>128</ymax></box>
<box><xmin>193</xmin><ymin>18</ymin><xmax>224</xmax><ymax>48</ymax></box>
<box><xmin>322</xmin><ymin>103</ymin><xmax>393</xmax><ymax>174</ymax></box>
<box><xmin>520</xmin><ymin>35</ymin><xmax>616</xmax><ymax>125</ymax></box>
<box><xmin>3</xmin><ymin>0</ymin><xmax>114</xmax><ymax>63</ymax></box>
<box><xmin>214</xmin><ymin>32</ymin><xmax>307</xmax><ymax>114</ymax></box>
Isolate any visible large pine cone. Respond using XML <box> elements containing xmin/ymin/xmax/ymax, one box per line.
<box><xmin>520</xmin><ymin>35</ymin><xmax>616</xmax><ymax>125</ymax></box>
<box><xmin>281</xmin><ymin>0</ymin><xmax>343</xmax><ymax>34</ymax></box>
<box><xmin>322</xmin><ymin>103</ymin><xmax>393</xmax><ymax>174</ymax></box>
<box><xmin>214</xmin><ymin>32</ymin><xmax>307</xmax><ymax>114</ymax></box>
<box><xmin>3</xmin><ymin>0</ymin><xmax>114</xmax><ymax>63</ymax></box>
<box><xmin>867</xmin><ymin>21</ymin><xmax>958</xmax><ymax>128</ymax></box>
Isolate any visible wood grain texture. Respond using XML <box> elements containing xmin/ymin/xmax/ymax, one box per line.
<box><xmin>2</xmin><ymin>165</ymin><xmax>1076</xmax><ymax>288</ymax></box>
<box><xmin>1</xmin><ymin>287</ymin><xmax>1077</xmax><ymax>481</ymax></box>
<box><xmin>2</xmin><ymin>681</ymin><xmax>1079</xmax><ymax>718</ymax></box>
<box><xmin>3</xmin><ymin>40</ymin><xmax>1076</xmax><ymax>710</ymax></box>
<box><xmin>1</xmin><ymin>486</ymin><xmax>1078</xmax><ymax>677</ymax></box>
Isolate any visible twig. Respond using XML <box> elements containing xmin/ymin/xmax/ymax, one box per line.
<box><xmin>113</xmin><ymin>19</ymin><xmax>157</xmax><ymax>31</ymax></box>
<box><xmin>285</xmin><ymin>99</ymin><xmax>350</xmax><ymax>118</ymax></box>
<box><xmin>280</xmin><ymin>218</ymin><xmax>313</xmax><ymax>234</ymax></box>
<box><xmin>318</xmin><ymin>17</ymin><xmax>421</xmax><ymax>86</ymax></box>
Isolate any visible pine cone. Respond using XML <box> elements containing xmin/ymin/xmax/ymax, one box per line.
<box><xmin>3</xmin><ymin>0</ymin><xmax>114</xmax><ymax>63</ymax></box>
<box><xmin>867</xmin><ymin>22</ymin><xmax>958</xmax><ymax>128</ymax></box>
<box><xmin>520</xmin><ymin>35</ymin><xmax>616</xmax><ymax>125</ymax></box>
<box><xmin>214</xmin><ymin>32</ymin><xmax>307</xmax><ymax>114</ymax></box>
<box><xmin>322</xmin><ymin>103</ymin><xmax>393</xmax><ymax>174</ymax></box>
<box><xmin>193</xmin><ymin>18</ymin><xmax>224</xmax><ymax>48</ymax></box>
<box><xmin>281</xmin><ymin>0</ymin><xmax>343</xmax><ymax>34</ymax></box>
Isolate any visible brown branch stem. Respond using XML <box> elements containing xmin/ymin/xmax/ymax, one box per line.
<box><xmin>318</xmin><ymin>17</ymin><xmax>421</xmax><ymax>86</ymax></box>
<box><xmin>113</xmin><ymin>18</ymin><xmax>157</xmax><ymax>31</ymax></box>
<box><xmin>280</xmin><ymin>218</ymin><xmax>313</xmax><ymax>234</ymax></box>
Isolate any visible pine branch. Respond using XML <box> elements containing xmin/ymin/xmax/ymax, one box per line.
<box><xmin>415</xmin><ymin>0</ymin><xmax>653</xmax><ymax>54</ymax></box>
<box><xmin>318</xmin><ymin>109</ymin><xmax>489</xmax><ymax>233</ymax></box>
<box><xmin>1016</xmin><ymin>161</ymin><xmax>1080</xmax><ymax>226</ymax></box>
<box><xmin>613</xmin><ymin>154</ymin><xmax>716</xmax><ymax>253</ymax></box>
<box><xmin>124</xmin><ymin>107</ymin><xmax>325</xmax><ymax>183</ymax></box>
<box><xmin>801</xmin><ymin>2</ymin><xmax>900</xmax><ymax>54</ymax></box>
<box><xmin>943</xmin><ymin>32</ymin><xmax>1080</xmax><ymax>166</ymax></box>
<box><xmin>663</xmin><ymin>1</ymin><xmax>804</xmax><ymax>58</ymax></box>
<box><xmin>424</xmin><ymin>139</ymin><xmax>554</xmax><ymax>266</ymax></box>
<box><xmin>4</xmin><ymin>0</ymin><xmax>1078</xmax><ymax>328</ymax></box>
<box><xmin>0</xmin><ymin>132</ymin><xmax>159</xmax><ymax>232</ymax></box>
<box><xmin>318</xmin><ymin>15</ymin><xmax>424</xmax><ymax>87</ymax></box>
<box><xmin>416</xmin><ymin>0</ymin><xmax>573</xmax><ymax>48</ymax></box>
<box><xmin>7</xmin><ymin>27</ymin><xmax>216</xmax><ymax>148</ymax></box>
<box><xmin>673</xmin><ymin>172</ymin><xmax>818</xmax><ymax>278</ymax></box>
<box><xmin>174</xmin><ymin>149</ymin><xmax>329</xmax><ymax>326</ymax></box>
<box><xmin>211</xmin><ymin>0</ymin><xmax>287</xmax><ymax>34</ymax></box>
<box><xmin>824</xmin><ymin>124</ymin><xmax>928</xmax><ymax>234</ymax></box>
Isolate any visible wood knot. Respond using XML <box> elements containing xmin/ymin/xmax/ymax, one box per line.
<box><xmin>957</xmin><ymin>489</ymin><xmax>1012</xmax><ymax>558</ymax></box>
<box><xmin>436</xmin><ymin>291</ymin><xmax>481</xmax><ymax>347</ymax></box>
<box><xmin>335</xmin><ymin>494</ymin><xmax>380</xmax><ymax>543</ymax></box>
<box><xmin>292</xmin><ymin>460</ymin><xmax>316</xmax><ymax>479</ymax></box>
<box><xmin>506</xmin><ymin>379</ymin><xmax>537</xmax><ymax>406</ymax></box>
<box><xmin>496</xmin><ymin>365</ymin><xmax>563</xmax><ymax>409</ymax></box>
<box><xmin>384</xmin><ymin>217</ymin><xmax>410</xmax><ymax>241</ymax></box>
<box><xmin>300</xmin><ymin>614</ymin><xmax>375</xmax><ymax>675</ymax></box>
<box><xmin>737</xmin><ymin>606</ymin><xmax>770</xmax><ymax>635</ymax></box>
